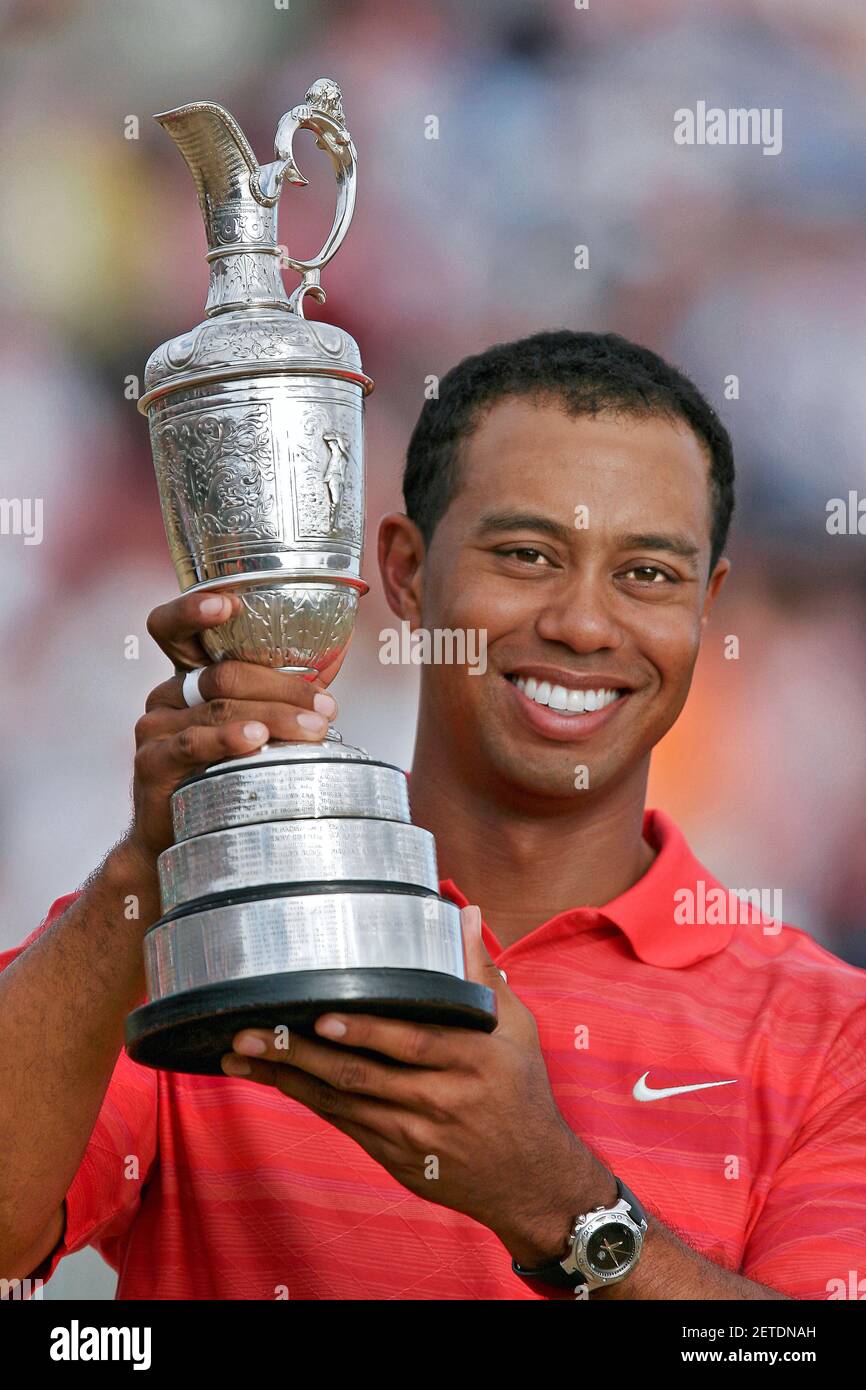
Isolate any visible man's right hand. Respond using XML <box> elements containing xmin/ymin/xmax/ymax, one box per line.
<box><xmin>127</xmin><ymin>590</ymin><xmax>342</xmax><ymax>865</ymax></box>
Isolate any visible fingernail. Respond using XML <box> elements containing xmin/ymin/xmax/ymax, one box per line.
<box><xmin>243</xmin><ymin>722</ymin><xmax>268</xmax><ymax>743</ymax></box>
<box><xmin>200</xmin><ymin>596</ymin><xmax>227</xmax><ymax>617</ymax></box>
<box><xmin>221</xmin><ymin>1055</ymin><xmax>250</xmax><ymax>1076</ymax></box>
<box><xmin>297</xmin><ymin>712</ymin><xmax>327</xmax><ymax>732</ymax></box>
<box><xmin>462</xmin><ymin>905</ymin><xmax>482</xmax><ymax>935</ymax></box>
<box><xmin>313</xmin><ymin>692</ymin><xmax>337</xmax><ymax>719</ymax></box>
<box><xmin>234</xmin><ymin>1032</ymin><xmax>267</xmax><ymax>1056</ymax></box>
<box><xmin>315</xmin><ymin>1016</ymin><xmax>347</xmax><ymax>1039</ymax></box>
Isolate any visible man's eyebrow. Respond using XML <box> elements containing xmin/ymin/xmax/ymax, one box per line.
<box><xmin>473</xmin><ymin>511</ymin><xmax>575</xmax><ymax>544</ymax></box>
<box><xmin>619</xmin><ymin>532</ymin><xmax>701</xmax><ymax>562</ymax></box>
<box><xmin>473</xmin><ymin>514</ymin><xmax>702</xmax><ymax>563</ymax></box>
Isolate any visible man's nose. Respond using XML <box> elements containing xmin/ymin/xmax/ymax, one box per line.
<box><xmin>533</xmin><ymin>568</ymin><xmax>624</xmax><ymax>654</ymax></box>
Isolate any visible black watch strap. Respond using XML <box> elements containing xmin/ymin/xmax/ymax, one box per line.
<box><xmin>512</xmin><ymin>1176</ymin><xmax>648</xmax><ymax>1290</ymax></box>
<box><xmin>513</xmin><ymin>1253</ymin><xmax>582</xmax><ymax>1291</ymax></box>
<box><xmin>616</xmin><ymin>1178</ymin><xmax>648</xmax><ymax>1227</ymax></box>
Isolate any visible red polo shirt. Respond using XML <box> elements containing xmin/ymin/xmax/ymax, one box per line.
<box><xmin>5</xmin><ymin>809</ymin><xmax>866</xmax><ymax>1300</ymax></box>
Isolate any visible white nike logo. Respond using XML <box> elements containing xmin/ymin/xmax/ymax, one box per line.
<box><xmin>632</xmin><ymin>1071</ymin><xmax>738</xmax><ymax>1102</ymax></box>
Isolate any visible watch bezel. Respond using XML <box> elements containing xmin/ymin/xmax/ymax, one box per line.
<box><xmin>573</xmin><ymin>1209</ymin><xmax>644</xmax><ymax>1284</ymax></box>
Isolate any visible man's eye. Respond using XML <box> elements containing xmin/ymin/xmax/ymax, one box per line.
<box><xmin>497</xmin><ymin>547</ymin><xmax>550</xmax><ymax>565</ymax></box>
<box><xmin>622</xmin><ymin>565</ymin><xmax>673</xmax><ymax>584</ymax></box>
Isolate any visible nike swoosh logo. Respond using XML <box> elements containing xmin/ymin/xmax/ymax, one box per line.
<box><xmin>632</xmin><ymin>1071</ymin><xmax>738</xmax><ymax>1102</ymax></box>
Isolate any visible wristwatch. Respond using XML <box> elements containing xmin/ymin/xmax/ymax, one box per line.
<box><xmin>512</xmin><ymin>1177</ymin><xmax>649</xmax><ymax>1293</ymax></box>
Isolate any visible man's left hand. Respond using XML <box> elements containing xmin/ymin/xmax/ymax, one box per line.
<box><xmin>222</xmin><ymin>905</ymin><xmax>617</xmax><ymax>1265</ymax></box>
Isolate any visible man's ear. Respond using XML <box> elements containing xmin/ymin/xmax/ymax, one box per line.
<box><xmin>377</xmin><ymin>512</ymin><xmax>426</xmax><ymax>625</ymax></box>
<box><xmin>700</xmin><ymin>557</ymin><xmax>730</xmax><ymax>627</ymax></box>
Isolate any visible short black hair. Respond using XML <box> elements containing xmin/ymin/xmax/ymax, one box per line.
<box><xmin>403</xmin><ymin>330</ymin><xmax>735</xmax><ymax>572</ymax></box>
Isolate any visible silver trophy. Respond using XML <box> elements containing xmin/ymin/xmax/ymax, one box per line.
<box><xmin>124</xmin><ymin>81</ymin><xmax>496</xmax><ymax>1073</ymax></box>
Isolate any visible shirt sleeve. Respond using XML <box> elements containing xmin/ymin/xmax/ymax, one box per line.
<box><xmin>741</xmin><ymin>1004</ymin><xmax>866</xmax><ymax>1300</ymax></box>
<box><xmin>0</xmin><ymin>892</ymin><xmax>159</xmax><ymax>1283</ymax></box>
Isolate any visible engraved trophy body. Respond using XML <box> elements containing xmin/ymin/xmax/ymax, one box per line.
<box><xmin>124</xmin><ymin>81</ymin><xmax>496</xmax><ymax>1073</ymax></box>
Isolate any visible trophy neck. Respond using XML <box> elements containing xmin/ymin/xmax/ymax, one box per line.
<box><xmin>197</xmin><ymin>162</ymin><xmax>293</xmax><ymax>317</ymax></box>
<box><xmin>205</xmin><ymin>245</ymin><xmax>292</xmax><ymax>318</ymax></box>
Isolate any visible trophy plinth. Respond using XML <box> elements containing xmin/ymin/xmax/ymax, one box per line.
<box><xmin>124</xmin><ymin>80</ymin><xmax>496</xmax><ymax>1073</ymax></box>
<box><xmin>126</xmin><ymin>738</ymin><xmax>495</xmax><ymax>1075</ymax></box>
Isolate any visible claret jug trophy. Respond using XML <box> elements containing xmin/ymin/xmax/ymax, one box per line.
<box><xmin>124</xmin><ymin>80</ymin><xmax>497</xmax><ymax>1073</ymax></box>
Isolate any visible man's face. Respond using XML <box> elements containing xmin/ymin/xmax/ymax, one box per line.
<box><xmin>404</xmin><ymin>397</ymin><xmax>729</xmax><ymax>799</ymax></box>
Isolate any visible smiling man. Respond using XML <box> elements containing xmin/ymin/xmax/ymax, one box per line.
<box><xmin>2</xmin><ymin>331</ymin><xmax>865</xmax><ymax>1301</ymax></box>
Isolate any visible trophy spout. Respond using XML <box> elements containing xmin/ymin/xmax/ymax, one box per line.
<box><xmin>155</xmin><ymin>102</ymin><xmax>267</xmax><ymax>220</ymax></box>
<box><xmin>155</xmin><ymin>101</ymin><xmax>292</xmax><ymax>317</ymax></box>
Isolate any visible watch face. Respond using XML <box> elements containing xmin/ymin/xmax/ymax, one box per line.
<box><xmin>585</xmin><ymin>1220</ymin><xmax>637</xmax><ymax>1277</ymax></box>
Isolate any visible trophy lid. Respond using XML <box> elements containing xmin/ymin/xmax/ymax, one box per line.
<box><xmin>140</xmin><ymin>80</ymin><xmax>372</xmax><ymax>411</ymax></box>
<box><xmin>141</xmin><ymin>310</ymin><xmax>370</xmax><ymax>406</ymax></box>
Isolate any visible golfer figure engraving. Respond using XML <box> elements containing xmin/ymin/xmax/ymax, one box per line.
<box><xmin>323</xmin><ymin>431</ymin><xmax>349</xmax><ymax>530</ymax></box>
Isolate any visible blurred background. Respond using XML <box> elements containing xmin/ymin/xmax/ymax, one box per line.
<box><xmin>0</xmin><ymin>0</ymin><xmax>864</xmax><ymax>1296</ymax></box>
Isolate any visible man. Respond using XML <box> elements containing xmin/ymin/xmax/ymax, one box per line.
<box><xmin>1</xmin><ymin>332</ymin><xmax>864</xmax><ymax>1300</ymax></box>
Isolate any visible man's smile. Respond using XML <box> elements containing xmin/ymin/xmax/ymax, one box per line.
<box><xmin>503</xmin><ymin>667</ymin><xmax>635</xmax><ymax>743</ymax></box>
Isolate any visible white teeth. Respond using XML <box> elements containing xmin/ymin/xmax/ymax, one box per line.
<box><xmin>511</xmin><ymin>676</ymin><xmax>623</xmax><ymax>716</ymax></box>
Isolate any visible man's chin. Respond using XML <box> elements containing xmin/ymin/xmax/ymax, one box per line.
<box><xmin>480</xmin><ymin>739</ymin><xmax>612</xmax><ymax>800</ymax></box>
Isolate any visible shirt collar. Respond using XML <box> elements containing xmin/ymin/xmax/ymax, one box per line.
<box><xmin>420</xmin><ymin>788</ymin><xmax>735</xmax><ymax>968</ymax></box>
<box><xmin>595</xmin><ymin>808</ymin><xmax>737</xmax><ymax>967</ymax></box>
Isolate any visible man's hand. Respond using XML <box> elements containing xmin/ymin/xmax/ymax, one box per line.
<box><xmin>221</xmin><ymin>905</ymin><xmax>616</xmax><ymax>1267</ymax></box>
<box><xmin>126</xmin><ymin>590</ymin><xmax>345</xmax><ymax>864</ymax></box>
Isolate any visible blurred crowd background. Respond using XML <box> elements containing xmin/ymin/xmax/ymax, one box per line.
<box><xmin>1</xmin><ymin>0</ymin><xmax>864</xmax><ymax>1296</ymax></box>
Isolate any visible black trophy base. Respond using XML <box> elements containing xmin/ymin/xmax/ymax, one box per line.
<box><xmin>125</xmin><ymin>968</ymin><xmax>498</xmax><ymax>1075</ymax></box>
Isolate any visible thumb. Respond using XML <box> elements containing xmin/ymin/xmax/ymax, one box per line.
<box><xmin>460</xmin><ymin>904</ymin><xmax>511</xmax><ymax>999</ymax></box>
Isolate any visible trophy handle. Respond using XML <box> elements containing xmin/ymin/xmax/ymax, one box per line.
<box><xmin>258</xmin><ymin>78</ymin><xmax>357</xmax><ymax>317</ymax></box>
